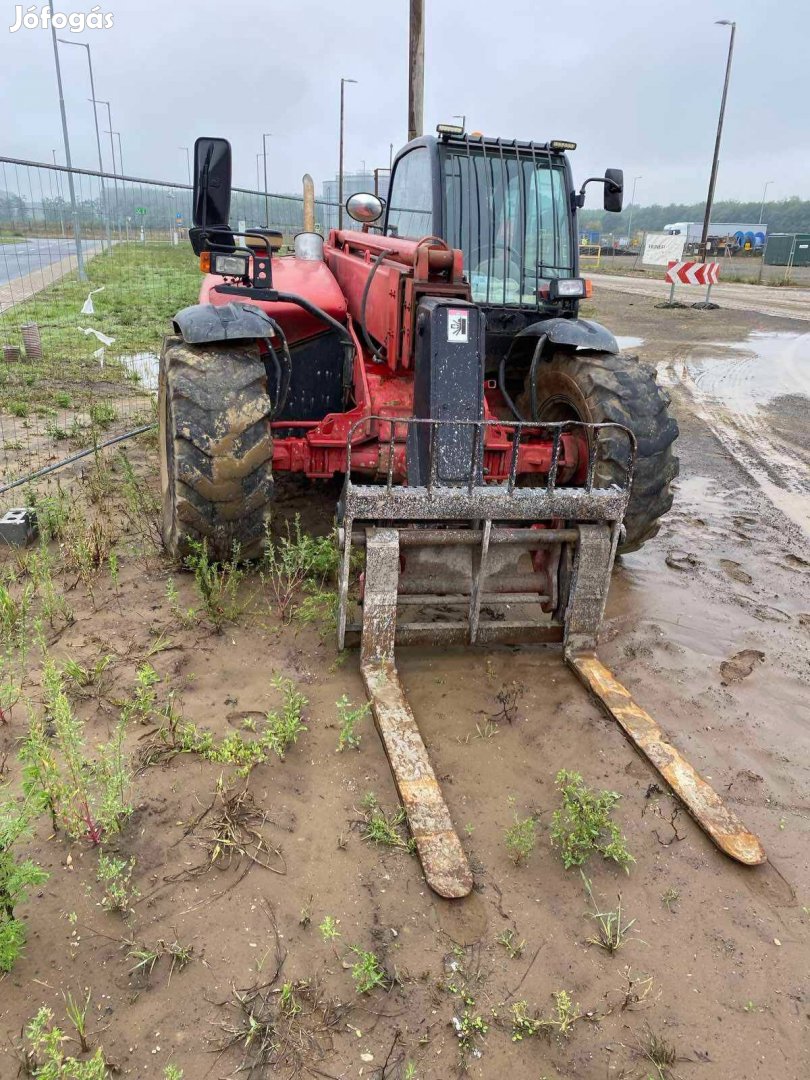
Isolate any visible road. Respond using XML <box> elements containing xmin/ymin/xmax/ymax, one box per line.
<box><xmin>590</xmin><ymin>271</ymin><xmax>810</xmax><ymax>322</ymax></box>
<box><xmin>0</xmin><ymin>236</ymin><xmax>104</xmax><ymax>313</ymax></box>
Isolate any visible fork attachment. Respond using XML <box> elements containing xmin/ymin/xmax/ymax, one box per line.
<box><xmin>339</xmin><ymin>417</ymin><xmax>765</xmax><ymax>898</ymax></box>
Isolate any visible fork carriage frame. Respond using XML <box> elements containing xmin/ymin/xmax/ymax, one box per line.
<box><xmin>337</xmin><ymin>415</ymin><xmax>766</xmax><ymax>897</ymax></box>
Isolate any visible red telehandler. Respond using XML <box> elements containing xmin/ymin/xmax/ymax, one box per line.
<box><xmin>159</xmin><ymin>131</ymin><xmax>764</xmax><ymax>897</ymax></box>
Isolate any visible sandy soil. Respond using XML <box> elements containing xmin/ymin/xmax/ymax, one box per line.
<box><xmin>0</xmin><ymin>289</ymin><xmax>808</xmax><ymax>1080</ymax></box>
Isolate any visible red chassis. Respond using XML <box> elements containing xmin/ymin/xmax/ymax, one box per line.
<box><xmin>200</xmin><ymin>228</ymin><xmax>588</xmax><ymax>486</ymax></box>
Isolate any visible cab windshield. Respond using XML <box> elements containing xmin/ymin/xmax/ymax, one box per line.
<box><xmin>442</xmin><ymin>146</ymin><xmax>573</xmax><ymax>307</ymax></box>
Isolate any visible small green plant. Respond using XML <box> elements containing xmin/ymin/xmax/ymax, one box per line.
<box><xmin>20</xmin><ymin>1006</ymin><xmax>109</xmax><ymax>1078</ymax></box>
<box><xmin>318</xmin><ymin>915</ymin><xmax>340</xmax><ymax>942</ymax></box>
<box><xmin>0</xmin><ymin>795</ymin><xmax>49</xmax><ymax>972</ymax></box>
<box><xmin>164</xmin><ymin>1066</ymin><xmax>184</xmax><ymax>1080</ymax></box>
<box><xmin>336</xmin><ymin>695</ymin><xmax>369</xmax><ymax>752</ymax></box>
<box><xmin>550</xmin><ymin>770</ymin><xmax>634</xmax><ymax>871</ymax></box>
<box><xmin>127</xmin><ymin>941</ymin><xmax>161</xmax><ymax>977</ymax></box>
<box><xmin>360</xmin><ymin>793</ymin><xmax>412</xmax><ymax>850</ymax></box>
<box><xmin>509</xmin><ymin>991</ymin><xmax>581</xmax><ymax>1042</ymax></box>
<box><xmin>639</xmin><ymin>1025</ymin><xmax>677</xmax><ymax>1079</ymax></box>
<box><xmin>125</xmin><ymin>662</ymin><xmax>160</xmax><ymax>722</ymax></box>
<box><xmin>96</xmin><ymin>852</ymin><xmax>138</xmax><ymax>913</ymax></box>
<box><xmin>53</xmin><ymin>390</ymin><xmax>72</xmax><ymax>408</ymax></box>
<box><xmin>62</xmin><ymin>654</ymin><xmax>113</xmax><ymax>698</ymax></box>
<box><xmin>261</xmin><ymin>675</ymin><xmax>308</xmax><ymax>758</ymax></box>
<box><xmin>89</xmin><ymin>401</ymin><xmax>116</xmax><ymax>429</ymax></box>
<box><xmin>22</xmin><ymin>658</ymin><xmax>131</xmax><ymax>843</ymax></box>
<box><xmin>261</xmin><ymin>518</ymin><xmax>339</xmax><ymax>622</ymax></box>
<box><xmin>279</xmin><ymin>980</ymin><xmax>302</xmax><ymax>1016</ymax></box>
<box><xmin>582</xmin><ymin>873</ymin><xmax>636</xmax><ymax>954</ymax></box>
<box><xmin>505</xmin><ymin>813</ymin><xmax>537</xmax><ymax>865</ymax></box>
<box><xmin>184</xmin><ymin>540</ymin><xmax>244</xmax><ymax>630</ymax></box>
<box><xmin>8</xmin><ymin>400</ymin><xmax>28</xmax><ymax>418</ymax></box>
<box><xmin>496</xmin><ymin>929</ymin><xmax>525</xmax><ymax>959</ymax></box>
<box><xmin>452</xmin><ymin>1009</ymin><xmax>488</xmax><ymax>1058</ymax></box>
<box><xmin>63</xmin><ymin>988</ymin><xmax>92</xmax><ymax>1054</ymax></box>
<box><xmin>661</xmin><ymin>886</ymin><xmax>680</xmax><ymax>912</ymax></box>
<box><xmin>350</xmin><ymin>947</ymin><xmax>387</xmax><ymax>994</ymax></box>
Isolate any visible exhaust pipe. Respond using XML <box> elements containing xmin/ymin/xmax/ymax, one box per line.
<box><xmin>302</xmin><ymin>173</ymin><xmax>315</xmax><ymax>233</ymax></box>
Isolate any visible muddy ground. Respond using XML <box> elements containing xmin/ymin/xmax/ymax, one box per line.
<box><xmin>0</xmin><ymin>288</ymin><xmax>808</xmax><ymax>1080</ymax></box>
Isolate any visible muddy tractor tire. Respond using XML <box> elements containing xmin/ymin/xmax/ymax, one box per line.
<box><xmin>519</xmin><ymin>350</ymin><xmax>679</xmax><ymax>553</ymax></box>
<box><xmin>159</xmin><ymin>336</ymin><xmax>274</xmax><ymax>561</ymax></box>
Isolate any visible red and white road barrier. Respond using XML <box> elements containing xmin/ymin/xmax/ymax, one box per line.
<box><xmin>665</xmin><ymin>261</ymin><xmax>720</xmax><ymax>285</ymax></box>
<box><xmin>664</xmin><ymin>260</ymin><xmax>720</xmax><ymax>304</ymax></box>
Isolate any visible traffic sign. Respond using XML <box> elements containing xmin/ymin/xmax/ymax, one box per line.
<box><xmin>665</xmin><ymin>261</ymin><xmax>720</xmax><ymax>285</ymax></box>
<box><xmin>135</xmin><ymin>207</ymin><xmax>147</xmax><ymax>215</ymax></box>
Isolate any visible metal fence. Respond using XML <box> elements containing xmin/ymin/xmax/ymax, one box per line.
<box><xmin>0</xmin><ymin>156</ymin><xmax>348</xmax><ymax>490</ymax></box>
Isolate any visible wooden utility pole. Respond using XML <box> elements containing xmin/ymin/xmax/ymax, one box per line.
<box><xmin>408</xmin><ymin>0</ymin><xmax>424</xmax><ymax>142</ymax></box>
<box><xmin>699</xmin><ymin>20</ymin><xmax>736</xmax><ymax>261</ymax></box>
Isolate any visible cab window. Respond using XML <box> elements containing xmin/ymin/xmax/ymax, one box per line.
<box><xmin>386</xmin><ymin>148</ymin><xmax>433</xmax><ymax>238</ymax></box>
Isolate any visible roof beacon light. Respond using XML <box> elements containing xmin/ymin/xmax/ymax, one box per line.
<box><xmin>436</xmin><ymin>123</ymin><xmax>465</xmax><ymax>137</ymax></box>
<box><xmin>550</xmin><ymin>140</ymin><xmax>577</xmax><ymax>151</ymax></box>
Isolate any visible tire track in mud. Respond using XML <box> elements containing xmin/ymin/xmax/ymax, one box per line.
<box><xmin>659</xmin><ymin>337</ymin><xmax>810</xmax><ymax>539</ymax></box>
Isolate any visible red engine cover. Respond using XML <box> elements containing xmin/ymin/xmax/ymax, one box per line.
<box><xmin>200</xmin><ymin>255</ymin><xmax>348</xmax><ymax>346</ymax></box>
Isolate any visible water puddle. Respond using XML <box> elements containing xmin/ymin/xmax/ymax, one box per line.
<box><xmin>670</xmin><ymin>331</ymin><xmax>810</xmax><ymax>538</ymax></box>
<box><xmin>683</xmin><ymin>331</ymin><xmax>810</xmax><ymax>415</ymax></box>
<box><xmin>114</xmin><ymin>352</ymin><xmax>159</xmax><ymax>391</ymax></box>
<box><xmin>615</xmin><ymin>335</ymin><xmax>645</xmax><ymax>351</ymax></box>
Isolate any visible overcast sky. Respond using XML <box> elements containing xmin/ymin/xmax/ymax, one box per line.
<box><xmin>2</xmin><ymin>0</ymin><xmax>808</xmax><ymax>206</ymax></box>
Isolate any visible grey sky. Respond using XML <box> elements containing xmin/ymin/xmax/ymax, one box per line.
<box><xmin>2</xmin><ymin>0</ymin><xmax>808</xmax><ymax>206</ymax></box>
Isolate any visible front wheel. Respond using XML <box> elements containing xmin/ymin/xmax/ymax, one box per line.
<box><xmin>159</xmin><ymin>337</ymin><xmax>274</xmax><ymax>561</ymax></box>
<box><xmin>518</xmin><ymin>350</ymin><xmax>679</xmax><ymax>553</ymax></box>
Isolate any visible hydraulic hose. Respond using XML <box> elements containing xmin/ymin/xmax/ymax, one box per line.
<box><xmin>359</xmin><ymin>250</ymin><xmax>388</xmax><ymax>361</ymax></box>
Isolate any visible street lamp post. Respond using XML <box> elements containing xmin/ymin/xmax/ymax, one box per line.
<box><xmin>338</xmin><ymin>77</ymin><xmax>357</xmax><ymax>230</ymax></box>
<box><xmin>92</xmin><ymin>98</ymin><xmax>120</xmax><ymax>239</ymax></box>
<box><xmin>262</xmin><ymin>133</ymin><xmax>272</xmax><ymax>227</ymax></box>
<box><xmin>699</xmin><ymin>20</ymin><xmax>736</xmax><ymax>261</ymax></box>
<box><xmin>49</xmin><ymin>20</ymin><xmax>86</xmax><ymax>278</ymax></box>
<box><xmin>51</xmin><ymin>149</ymin><xmax>66</xmax><ymax>238</ymax></box>
<box><xmin>57</xmin><ymin>37</ymin><xmax>111</xmax><ymax>253</ymax></box>
<box><xmin>758</xmin><ymin>179</ymin><xmax>773</xmax><ymax>224</ymax></box>
<box><xmin>627</xmin><ymin>175</ymin><xmax>642</xmax><ymax>245</ymax></box>
<box><xmin>179</xmin><ymin>146</ymin><xmax>191</xmax><ymax>186</ymax></box>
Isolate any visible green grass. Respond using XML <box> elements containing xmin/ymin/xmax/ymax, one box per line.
<box><xmin>0</xmin><ymin>243</ymin><xmax>200</xmax><ymax>413</ymax></box>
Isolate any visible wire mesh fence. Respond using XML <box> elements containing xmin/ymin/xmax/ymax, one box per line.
<box><xmin>0</xmin><ymin>156</ymin><xmax>347</xmax><ymax>489</ymax></box>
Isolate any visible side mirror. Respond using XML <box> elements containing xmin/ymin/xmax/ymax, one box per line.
<box><xmin>346</xmin><ymin>192</ymin><xmax>384</xmax><ymax>224</ymax></box>
<box><xmin>603</xmin><ymin>168</ymin><xmax>624</xmax><ymax>213</ymax></box>
<box><xmin>193</xmin><ymin>137</ymin><xmax>232</xmax><ymax>229</ymax></box>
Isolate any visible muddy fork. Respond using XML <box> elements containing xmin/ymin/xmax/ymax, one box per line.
<box><xmin>565</xmin><ymin>525</ymin><xmax>766</xmax><ymax>866</ymax></box>
<box><xmin>359</xmin><ymin>527</ymin><xmax>473</xmax><ymax>899</ymax></box>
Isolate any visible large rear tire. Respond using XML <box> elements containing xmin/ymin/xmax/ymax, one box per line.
<box><xmin>518</xmin><ymin>350</ymin><xmax>679</xmax><ymax>553</ymax></box>
<box><xmin>159</xmin><ymin>336</ymin><xmax>274</xmax><ymax>561</ymax></box>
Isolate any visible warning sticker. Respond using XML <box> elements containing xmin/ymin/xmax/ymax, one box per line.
<box><xmin>447</xmin><ymin>308</ymin><xmax>469</xmax><ymax>343</ymax></box>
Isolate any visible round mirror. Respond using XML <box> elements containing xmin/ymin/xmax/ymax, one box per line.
<box><xmin>346</xmin><ymin>192</ymin><xmax>384</xmax><ymax>224</ymax></box>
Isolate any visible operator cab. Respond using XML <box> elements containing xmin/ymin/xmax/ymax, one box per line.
<box><xmin>383</xmin><ymin>126</ymin><xmax>623</xmax><ymax>324</ymax></box>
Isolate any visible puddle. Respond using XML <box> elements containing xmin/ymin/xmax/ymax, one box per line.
<box><xmin>615</xmin><ymin>335</ymin><xmax>645</xmax><ymax>350</ymax></box>
<box><xmin>683</xmin><ymin>331</ymin><xmax>810</xmax><ymax>415</ymax></box>
<box><xmin>671</xmin><ymin>332</ymin><xmax>810</xmax><ymax>539</ymax></box>
<box><xmin>113</xmin><ymin>352</ymin><xmax>159</xmax><ymax>391</ymax></box>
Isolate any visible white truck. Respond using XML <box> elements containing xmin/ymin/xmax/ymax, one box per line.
<box><xmin>663</xmin><ymin>221</ymin><xmax>767</xmax><ymax>254</ymax></box>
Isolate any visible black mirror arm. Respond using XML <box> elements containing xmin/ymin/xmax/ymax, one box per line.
<box><xmin>573</xmin><ymin>176</ymin><xmax>622</xmax><ymax>209</ymax></box>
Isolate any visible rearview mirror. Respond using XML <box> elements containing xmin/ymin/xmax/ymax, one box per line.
<box><xmin>193</xmin><ymin>137</ymin><xmax>232</xmax><ymax>229</ymax></box>
<box><xmin>603</xmin><ymin>168</ymin><xmax>624</xmax><ymax>213</ymax></box>
<box><xmin>346</xmin><ymin>192</ymin><xmax>384</xmax><ymax>224</ymax></box>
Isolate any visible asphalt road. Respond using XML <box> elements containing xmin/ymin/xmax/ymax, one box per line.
<box><xmin>0</xmin><ymin>236</ymin><xmax>103</xmax><ymax>287</ymax></box>
<box><xmin>590</xmin><ymin>272</ymin><xmax>810</xmax><ymax>322</ymax></box>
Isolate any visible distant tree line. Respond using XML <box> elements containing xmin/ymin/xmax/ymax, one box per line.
<box><xmin>581</xmin><ymin>197</ymin><xmax>810</xmax><ymax>235</ymax></box>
